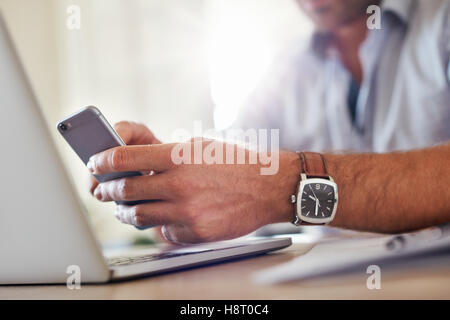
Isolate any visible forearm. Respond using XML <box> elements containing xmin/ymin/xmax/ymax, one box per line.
<box><xmin>324</xmin><ymin>143</ymin><xmax>450</xmax><ymax>233</ymax></box>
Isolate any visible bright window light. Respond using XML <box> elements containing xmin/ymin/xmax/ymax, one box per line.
<box><xmin>206</xmin><ymin>1</ymin><xmax>275</xmax><ymax>130</ymax></box>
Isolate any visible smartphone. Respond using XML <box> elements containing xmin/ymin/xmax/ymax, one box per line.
<box><xmin>57</xmin><ymin>106</ymin><xmax>150</xmax><ymax>229</ymax></box>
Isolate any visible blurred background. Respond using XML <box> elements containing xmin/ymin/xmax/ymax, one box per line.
<box><xmin>0</xmin><ymin>0</ymin><xmax>312</xmax><ymax>245</ymax></box>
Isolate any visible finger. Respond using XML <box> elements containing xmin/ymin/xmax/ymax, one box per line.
<box><xmin>89</xmin><ymin>175</ymin><xmax>99</xmax><ymax>195</ymax></box>
<box><xmin>114</xmin><ymin>202</ymin><xmax>177</xmax><ymax>227</ymax></box>
<box><xmin>154</xmin><ymin>226</ymin><xmax>172</xmax><ymax>244</ymax></box>
<box><xmin>87</xmin><ymin>144</ymin><xmax>176</xmax><ymax>175</ymax></box>
<box><xmin>162</xmin><ymin>225</ymin><xmax>204</xmax><ymax>245</ymax></box>
<box><xmin>188</xmin><ymin>137</ymin><xmax>212</xmax><ymax>143</ymax></box>
<box><xmin>93</xmin><ymin>174</ymin><xmax>173</xmax><ymax>202</ymax></box>
<box><xmin>114</xmin><ymin>121</ymin><xmax>161</xmax><ymax>145</ymax></box>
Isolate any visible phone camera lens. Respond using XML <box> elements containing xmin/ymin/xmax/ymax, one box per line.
<box><xmin>59</xmin><ymin>123</ymin><xmax>68</xmax><ymax>131</ymax></box>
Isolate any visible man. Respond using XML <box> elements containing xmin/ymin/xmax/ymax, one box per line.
<box><xmin>235</xmin><ymin>0</ymin><xmax>450</xmax><ymax>152</ymax></box>
<box><xmin>88</xmin><ymin>0</ymin><xmax>450</xmax><ymax>244</ymax></box>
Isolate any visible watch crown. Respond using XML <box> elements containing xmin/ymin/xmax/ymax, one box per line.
<box><xmin>291</xmin><ymin>195</ymin><xmax>297</xmax><ymax>203</ymax></box>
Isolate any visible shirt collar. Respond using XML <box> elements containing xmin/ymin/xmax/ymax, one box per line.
<box><xmin>382</xmin><ymin>0</ymin><xmax>415</xmax><ymax>26</ymax></box>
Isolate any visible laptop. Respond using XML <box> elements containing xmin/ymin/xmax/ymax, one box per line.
<box><xmin>0</xmin><ymin>12</ymin><xmax>291</xmax><ymax>284</ymax></box>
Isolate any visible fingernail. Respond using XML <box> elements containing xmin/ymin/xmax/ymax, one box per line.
<box><xmin>87</xmin><ymin>157</ymin><xmax>95</xmax><ymax>173</ymax></box>
<box><xmin>93</xmin><ymin>185</ymin><xmax>102</xmax><ymax>200</ymax></box>
<box><xmin>114</xmin><ymin>207</ymin><xmax>121</xmax><ymax>220</ymax></box>
<box><xmin>161</xmin><ymin>226</ymin><xmax>175</xmax><ymax>243</ymax></box>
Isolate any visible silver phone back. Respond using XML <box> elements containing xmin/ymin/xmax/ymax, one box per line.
<box><xmin>0</xmin><ymin>12</ymin><xmax>110</xmax><ymax>284</ymax></box>
<box><xmin>57</xmin><ymin>106</ymin><xmax>142</xmax><ymax>183</ymax></box>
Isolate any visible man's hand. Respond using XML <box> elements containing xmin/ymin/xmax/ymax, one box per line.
<box><xmin>88</xmin><ymin>140</ymin><xmax>300</xmax><ymax>244</ymax></box>
<box><xmin>88</xmin><ymin>121</ymin><xmax>161</xmax><ymax>194</ymax></box>
<box><xmin>86</xmin><ymin>122</ymin><xmax>450</xmax><ymax>243</ymax></box>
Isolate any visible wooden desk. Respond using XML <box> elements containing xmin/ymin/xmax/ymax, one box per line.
<box><xmin>1</xmin><ymin>242</ymin><xmax>449</xmax><ymax>299</ymax></box>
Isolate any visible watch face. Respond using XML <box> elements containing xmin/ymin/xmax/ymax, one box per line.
<box><xmin>299</xmin><ymin>180</ymin><xmax>337</xmax><ymax>221</ymax></box>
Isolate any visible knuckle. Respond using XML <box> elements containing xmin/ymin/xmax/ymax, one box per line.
<box><xmin>117</xmin><ymin>179</ymin><xmax>133</xmax><ymax>199</ymax></box>
<box><xmin>182</xmin><ymin>202</ymin><xmax>200</xmax><ymax>222</ymax></box>
<box><xmin>170</xmin><ymin>174</ymin><xmax>197</xmax><ymax>196</ymax></box>
<box><xmin>111</xmin><ymin>147</ymin><xmax>128</xmax><ymax>170</ymax></box>
<box><xmin>167</xmin><ymin>175</ymin><xmax>185</xmax><ymax>195</ymax></box>
<box><xmin>114</xmin><ymin>120</ymin><xmax>130</xmax><ymax>128</ymax></box>
<box><xmin>133</xmin><ymin>206</ymin><xmax>146</xmax><ymax>226</ymax></box>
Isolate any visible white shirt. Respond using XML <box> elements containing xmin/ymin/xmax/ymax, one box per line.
<box><xmin>232</xmin><ymin>0</ymin><xmax>450</xmax><ymax>153</ymax></box>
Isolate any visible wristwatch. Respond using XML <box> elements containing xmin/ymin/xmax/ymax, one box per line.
<box><xmin>291</xmin><ymin>152</ymin><xmax>338</xmax><ymax>225</ymax></box>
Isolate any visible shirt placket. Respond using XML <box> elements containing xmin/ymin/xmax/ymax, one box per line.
<box><xmin>324</xmin><ymin>54</ymin><xmax>354</xmax><ymax>151</ymax></box>
<box><xmin>356</xmin><ymin>19</ymin><xmax>392</xmax><ymax>151</ymax></box>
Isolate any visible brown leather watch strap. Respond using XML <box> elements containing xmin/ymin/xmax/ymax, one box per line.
<box><xmin>294</xmin><ymin>152</ymin><xmax>329</xmax><ymax>226</ymax></box>
<box><xmin>299</xmin><ymin>151</ymin><xmax>329</xmax><ymax>179</ymax></box>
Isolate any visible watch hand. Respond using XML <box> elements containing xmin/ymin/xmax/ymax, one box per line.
<box><xmin>308</xmin><ymin>195</ymin><xmax>316</xmax><ymax>201</ymax></box>
<box><xmin>309</xmin><ymin>185</ymin><xmax>321</xmax><ymax>207</ymax></box>
<box><xmin>315</xmin><ymin>198</ymin><xmax>319</xmax><ymax>216</ymax></box>
<box><xmin>309</xmin><ymin>184</ymin><xmax>319</xmax><ymax>200</ymax></box>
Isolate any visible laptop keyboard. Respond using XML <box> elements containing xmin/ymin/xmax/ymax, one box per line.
<box><xmin>107</xmin><ymin>250</ymin><xmax>212</xmax><ymax>267</ymax></box>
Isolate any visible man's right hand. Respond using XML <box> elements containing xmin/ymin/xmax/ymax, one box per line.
<box><xmin>88</xmin><ymin>121</ymin><xmax>161</xmax><ymax>195</ymax></box>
